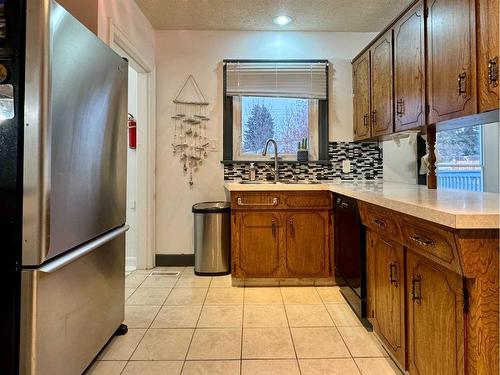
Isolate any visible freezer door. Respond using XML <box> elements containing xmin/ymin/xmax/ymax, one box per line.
<box><xmin>23</xmin><ymin>0</ymin><xmax>128</xmax><ymax>265</ymax></box>
<box><xmin>19</xmin><ymin>227</ymin><xmax>126</xmax><ymax>375</ymax></box>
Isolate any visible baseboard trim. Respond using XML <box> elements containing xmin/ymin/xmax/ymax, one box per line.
<box><xmin>155</xmin><ymin>254</ymin><xmax>195</xmax><ymax>267</ymax></box>
<box><xmin>126</xmin><ymin>256</ymin><xmax>137</xmax><ymax>272</ymax></box>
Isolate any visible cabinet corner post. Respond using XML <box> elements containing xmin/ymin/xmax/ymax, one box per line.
<box><xmin>426</xmin><ymin>125</ymin><xmax>437</xmax><ymax>189</ymax></box>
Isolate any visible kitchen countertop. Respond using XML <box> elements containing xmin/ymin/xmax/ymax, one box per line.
<box><xmin>224</xmin><ymin>180</ymin><xmax>500</xmax><ymax>229</ymax></box>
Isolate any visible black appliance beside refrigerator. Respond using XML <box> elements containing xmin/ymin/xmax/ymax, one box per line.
<box><xmin>0</xmin><ymin>1</ymin><xmax>129</xmax><ymax>373</ymax></box>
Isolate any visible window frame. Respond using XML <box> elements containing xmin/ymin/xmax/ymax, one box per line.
<box><xmin>222</xmin><ymin>59</ymin><xmax>329</xmax><ymax>163</ymax></box>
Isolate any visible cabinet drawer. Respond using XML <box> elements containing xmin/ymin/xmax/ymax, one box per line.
<box><xmin>359</xmin><ymin>202</ymin><xmax>403</xmax><ymax>243</ymax></box>
<box><xmin>231</xmin><ymin>192</ymin><xmax>281</xmax><ymax>210</ymax></box>
<box><xmin>284</xmin><ymin>192</ymin><xmax>332</xmax><ymax>209</ymax></box>
<box><xmin>401</xmin><ymin>216</ymin><xmax>463</xmax><ymax>275</ymax></box>
<box><xmin>231</xmin><ymin>191</ymin><xmax>332</xmax><ymax>210</ymax></box>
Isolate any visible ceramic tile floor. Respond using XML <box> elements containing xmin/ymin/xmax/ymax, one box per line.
<box><xmin>86</xmin><ymin>267</ymin><xmax>402</xmax><ymax>375</ymax></box>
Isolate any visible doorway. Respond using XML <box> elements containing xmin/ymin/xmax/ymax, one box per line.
<box><xmin>126</xmin><ymin>66</ymin><xmax>139</xmax><ymax>271</ymax></box>
<box><xmin>108</xmin><ymin>21</ymin><xmax>156</xmax><ymax>270</ymax></box>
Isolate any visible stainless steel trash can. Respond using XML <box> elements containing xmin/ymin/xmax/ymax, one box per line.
<box><xmin>192</xmin><ymin>202</ymin><xmax>231</xmax><ymax>276</ymax></box>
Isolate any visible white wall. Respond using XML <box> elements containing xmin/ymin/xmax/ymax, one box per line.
<box><xmin>97</xmin><ymin>0</ymin><xmax>155</xmax><ymax>68</ymax></box>
<box><xmin>155</xmin><ymin>30</ymin><xmax>376</xmax><ymax>255</ymax></box>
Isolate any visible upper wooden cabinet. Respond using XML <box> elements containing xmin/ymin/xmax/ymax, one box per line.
<box><xmin>477</xmin><ymin>0</ymin><xmax>500</xmax><ymax>112</ymax></box>
<box><xmin>370</xmin><ymin>31</ymin><xmax>394</xmax><ymax>137</ymax></box>
<box><xmin>353</xmin><ymin>51</ymin><xmax>371</xmax><ymax>140</ymax></box>
<box><xmin>352</xmin><ymin>32</ymin><xmax>394</xmax><ymax>141</ymax></box>
<box><xmin>426</xmin><ymin>0</ymin><xmax>477</xmax><ymax>123</ymax></box>
<box><xmin>58</xmin><ymin>0</ymin><xmax>98</xmax><ymax>34</ymax></box>
<box><xmin>352</xmin><ymin>0</ymin><xmax>499</xmax><ymax>138</ymax></box>
<box><xmin>393</xmin><ymin>1</ymin><xmax>426</xmax><ymax>131</ymax></box>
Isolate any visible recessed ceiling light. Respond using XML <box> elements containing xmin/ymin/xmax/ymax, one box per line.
<box><xmin>273</xmin><ymin>15</ymin><xmax>292</xmax><ymax>26</ymax></box>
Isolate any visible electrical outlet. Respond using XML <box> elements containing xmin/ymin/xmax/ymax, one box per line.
<box><xmin>342</xmin><ymin>159</ymin><xmax>351</xmax><ymax>173</ymax></box>
<box><xmin>209</xmin><ymin>139</ymin><xmax>217</xmax><ymax>151</ymax></box>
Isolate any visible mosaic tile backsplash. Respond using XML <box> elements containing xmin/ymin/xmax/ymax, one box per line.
<box><xmin>224</xmin><ymin>142</ymin><xmax>383</xmax><ymax>181</ymax></box>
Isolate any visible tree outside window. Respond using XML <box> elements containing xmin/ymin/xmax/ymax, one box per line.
<box><xmin>241</xmin><ymin>96</ymin><xmax>309</xmax><ymax>156</ymax></box>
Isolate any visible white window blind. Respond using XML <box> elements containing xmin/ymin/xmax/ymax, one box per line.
<box><xmin>225</xmin><ymin>61</ymin><xmax>328</xmax><ymax>99</ymax></box>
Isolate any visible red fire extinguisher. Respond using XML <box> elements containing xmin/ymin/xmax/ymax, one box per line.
<box><xmin>128</xmin><ymin>113</ymin><xmax>137</xmax><ymax>149</ymax></box>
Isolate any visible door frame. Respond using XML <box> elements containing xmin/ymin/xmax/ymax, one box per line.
<box><xmin>108</xmin><ymin>19</ymin><xmax>156</xmax><ymax>269</ymax></box>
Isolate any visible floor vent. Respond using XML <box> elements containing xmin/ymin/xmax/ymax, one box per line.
<box><xmin>149</xmin><ymin>271</ymin><xmax>180</xmax><ymax>277</ymax></box>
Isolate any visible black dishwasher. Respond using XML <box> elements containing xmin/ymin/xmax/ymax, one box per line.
<box><xmin>334</xmin><ymin>194</ymin><xmax>368</xmax><ymax>320</ymax></box>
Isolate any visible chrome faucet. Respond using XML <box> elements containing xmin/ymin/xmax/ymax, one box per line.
<box><xmin>262</xmin><ymin>138</ymin><xmax>279</xmax><ymax>183</ymax></box>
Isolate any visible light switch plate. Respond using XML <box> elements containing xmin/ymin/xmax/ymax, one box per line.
<box><xmin>342</xmin><ymin>159</ymin><xmax>351</xmax><ymax>173</ymax></box>
<box><xmin>209</xmin><ymin>139</ymin><xmax>217</xmax><ymax>151</ymax></box>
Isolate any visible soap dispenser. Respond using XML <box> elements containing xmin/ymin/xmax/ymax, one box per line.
<box><xmin>249</xmin><ymin>163</ymin><xmax>256</xmax><ymax>181</ymax></box>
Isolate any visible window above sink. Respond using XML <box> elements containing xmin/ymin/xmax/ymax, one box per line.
<box><xmin>222</xmin><ymin>60</ymin><xmax>330</xmax><ymax>163</ymax></box>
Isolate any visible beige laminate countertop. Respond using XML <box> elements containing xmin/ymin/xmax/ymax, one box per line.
<box><xmin>224</xmin><ymin>180</ymin><xmax>500</xmax><ymax>229</ymax></box>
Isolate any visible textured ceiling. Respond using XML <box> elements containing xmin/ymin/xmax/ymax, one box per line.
<box><xmin>135</xmin><ymin>0</ymin><xmax>414</xmax><ymax>32</ymax></box>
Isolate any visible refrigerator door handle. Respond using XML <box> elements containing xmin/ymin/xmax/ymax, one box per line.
<box><xmin>39</xmin><ymin>225</ymin><xmax>129</xmax><ymax>273</ymax></box>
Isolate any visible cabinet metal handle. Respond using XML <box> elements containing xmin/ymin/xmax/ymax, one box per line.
<box><xmin>371</xmin><ymin>110</ymin><xmax>377</xmax><ymax>125</ymax></box>
<box><xmin>389</xmin><ymin>262</ymin><xmax>398</xmax><ymax>286</ymax></box>
<box><xmin>488</xmin><ymin>56</ymin><xmax>499</xmax><ymax>87</ymax></box>
<box><xmin>339</xmin><ymin>202</ymin><xmax>349</xmax><ymax>209</ymax></box>
<box><xmin>411</xmin><ymin>275</ymin><xmax>422</xmax><ymax>304</ymax></box>
<box><xmin>458</xmin><ymin>72</ymin><xmax>467</xmax><ymax>97</ymax></box>
<box><xmin>363</xmin><ymin>113</ymin><xmax>369</xmax><ymax>126</ymax></box>
<box><xmin>396</xmin><ymin>98</ymin><xmax>405</xmax><ymax>117</ymax></box>
<box><xmin>289</xmin><ymin>220</ymin><xmax>294</xmax><ymax>236</ymax></box>
<box><xmin>373</xmin><ymin>218</ymin><xmax>386</xmax><ymax>228</ymax></box>
<box><xmin>409</xmin><ymin>234</ymin><xmax>435</xmax><ymax>247</ymax></box>
<box><xmin>237</xmin><ymin>197</ymin><xmax>278</xmax><ymax>206</ymax></box>
<box><xmin>272</xmin><ymin>219</ymin><xmax>276</xmax><ymax>238</ymax></box>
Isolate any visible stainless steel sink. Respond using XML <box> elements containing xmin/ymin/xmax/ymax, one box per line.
<box><xmin>238</xmin><ymin>180</ymin><xmax>277</xmax><ymax>184</ymax></box>
<box><xmin>280</xmin><ymin>180</ymin><xmax>322</xmax><ymax>185</ymax></box>
<box><xmin>237</xmin><ymin>180</ymin><xmax>322</xmax><ymax>185</ymax></box>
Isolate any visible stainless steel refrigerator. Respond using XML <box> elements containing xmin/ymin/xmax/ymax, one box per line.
<box><xmin>0</xmin><ymin>0</ymin><xmax>128</xmax><ymax>373</ymax></box>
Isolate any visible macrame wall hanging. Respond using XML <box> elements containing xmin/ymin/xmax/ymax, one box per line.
<box><xmin>171</xmin><ymin>75</ymin><xmax>210</xmax><ymax>186</ymax></box>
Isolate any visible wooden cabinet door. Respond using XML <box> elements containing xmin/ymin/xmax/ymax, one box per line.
<box><xmin>393</xmin><ymin>1</ymin><xmax>426</xmax><ymax>131</ymax></box>
<box><xmin>368</xmin><ymin>231</ymin><xmax>405</xmax><ymax>367</ymax></box>
<box><xmin>231</xmin><ymin>211</ymin><xmax>282</xmax><ymax>278</ymax></box>
<box><xmin>370</xmin><ymin>31</ymin><xmax>394</xmax><ymax>137</ymax></box>
<box><xmin>407</xmin><ymin>250</ymin><xmax>465</xmax><ymax>375</ymax></box>
<box><xmin>477</xmin><ymin>0</ymin><xmax>499</xmax><ymax>112</ymax></box>
<box><xmin>427</xmin><ymin>0</ymin><xmax>477</xmax><ymax>123</ymax></box>
<box><xmin>284</xmin><ymin>211</ymin><xmax>330</xmax><ymax>277</ymax></box>
<box><xmin>353</xmin><ymin>51</ymin><xmax>371</xmax><ymax>140</ymax></box>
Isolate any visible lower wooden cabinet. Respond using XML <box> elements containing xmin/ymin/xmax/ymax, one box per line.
<box><xmin>406</xmin><ymin>250</ymin><xmax>465</xmax><ymax>375</ymax></box>
<box><xmin>367</xmin><ymin>230</ymin><xmax>466</xmax><ymax>375</ymax></box>
<box><xmin>232</xmin><ymin>211</ymin><xmax>282</xmax><ymax>278</ymax></box>
<box><xmin>231</xmin><ymin>191</ymin><xmax>332</xmax><ymax>279</ymax></box>
<box><xmin>367</xmin><ymin>230</ymin><xmax>405</xmax><ymax>367</ymax></box>
<box><xmin>359</xmin><ymin>201</ymin><xmax>491</xmax><ymax>375</ymax></box>
<box><xmin>284</xmin><ymin>211</ymin><xmax>330</xmax><ymax>277</ymax></box>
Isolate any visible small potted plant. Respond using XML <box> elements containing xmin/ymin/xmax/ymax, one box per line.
<box><xmin>297</xmin><ymin>138</ymin><xmax>308</xmax><ymax>162</ymax></box>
